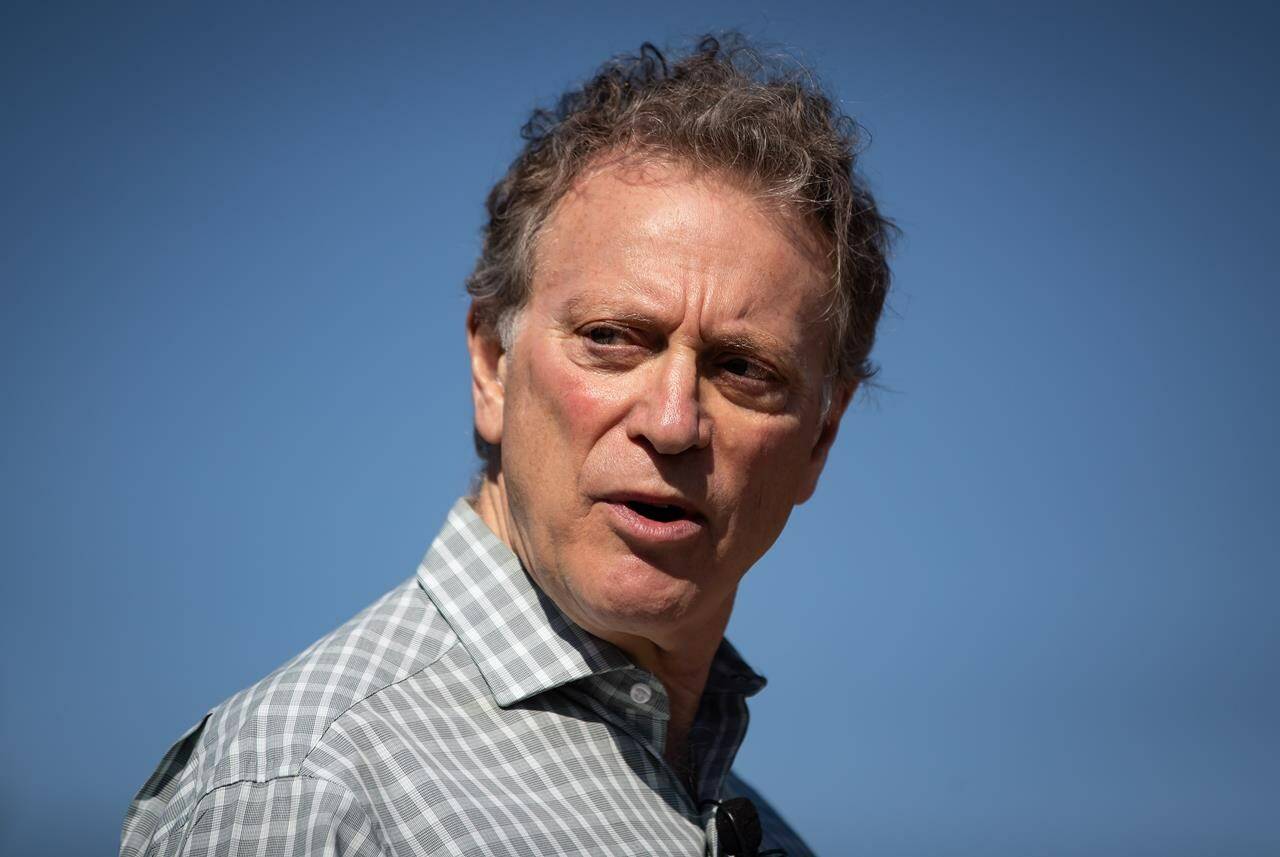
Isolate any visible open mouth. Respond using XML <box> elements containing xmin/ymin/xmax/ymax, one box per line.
<box><xmin>623</xmin><ymin>500</ymin><xmax>693</xmax><ymax>523</ymax></box>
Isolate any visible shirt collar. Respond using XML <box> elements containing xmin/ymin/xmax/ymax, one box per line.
<box><xmin>417</xmin><ymin>498</ymin><xmax>766</xmax><ymax>707</ymax></box>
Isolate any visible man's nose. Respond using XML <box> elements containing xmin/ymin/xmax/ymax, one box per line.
<box><xmin>625</xmin><ymin>350</ymin><xmax>710</xmax><ymax>455</ymax></box>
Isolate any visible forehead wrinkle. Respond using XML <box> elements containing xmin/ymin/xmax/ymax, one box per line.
<box><xmin>691</xmin><ymin>246</ymin><xmax>827</xmax><ymax>337</ymax></box>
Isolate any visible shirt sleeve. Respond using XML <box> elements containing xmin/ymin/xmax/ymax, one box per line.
<box><xmin>156</xmin><ymin>776</ymin><xmax>386</xmax><ymax>857</ymax></box>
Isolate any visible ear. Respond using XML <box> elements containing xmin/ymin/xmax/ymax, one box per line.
<box><xmin>795</xmin><ymin>381</ymin><xmax>856</xmax><ymax>505</ymax></box>
<box><xmin>467</xmin><ymin>304</ymin><xmax>508</xmax><ymax>448</ymax></box>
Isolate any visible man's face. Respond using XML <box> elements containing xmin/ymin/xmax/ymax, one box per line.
<box><xmin>470</xmin><ymin>159</ymin><xmax>850</xmax><ymax>650</ymax></box>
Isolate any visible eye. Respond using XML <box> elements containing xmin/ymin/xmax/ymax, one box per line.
<box><xmin>576</xmin><ymin>324</ymin><xmax>648</xmax><ymax>369</ymax></box>
<box><xmin>719</xmin><ymin>355</ymin><xmax>773</xmax><ymax>382</ymax></box>
<box><xmin>585</xmin><ymin>325</ymin><xmax>625</xmax><ymax>346</ymax></box>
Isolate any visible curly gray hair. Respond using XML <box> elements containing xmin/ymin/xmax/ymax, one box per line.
<box><xmin>466</xmin><ymin>34</ymin><xmax>895</xmax><ymax>465</ymax></box>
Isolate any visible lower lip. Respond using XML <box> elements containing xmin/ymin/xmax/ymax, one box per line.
<box><xmin>602</xmin><ymin>501</ymin><xmax>706</xmax><ymax>544</ymax></box>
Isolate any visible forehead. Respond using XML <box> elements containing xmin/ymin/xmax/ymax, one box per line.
<box><xmin>530</xmin><ymin>159</ymin><xmax>833</xmax><ymax>331</ymax></box>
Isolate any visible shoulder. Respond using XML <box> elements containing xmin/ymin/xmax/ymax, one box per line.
<box><xmin>125</xmin><ymin>774</ymin><xmax>386</xmax><ymax>857</ymax></box>
<box><xmin>122</xmin><ymin>577</ymin><xmax>458</xmax><ymax>856</ymax></box>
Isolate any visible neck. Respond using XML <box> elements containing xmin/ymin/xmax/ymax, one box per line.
<box><xmin>641</xmin><ymin>645</ymin><xmax>715</xmax><ymax>776</ymax></box>
<box><xmin>471</xmin><ymin>473</ymin><xmax>732</xmax><ymax>776</ymax></box>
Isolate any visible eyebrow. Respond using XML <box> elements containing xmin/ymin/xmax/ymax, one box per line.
<box><xmin>559</xmin><ymin>294</ymin><xmax>671</xmax><ymax>327</ymax></box>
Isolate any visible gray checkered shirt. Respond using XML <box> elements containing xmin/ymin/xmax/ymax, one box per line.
<box><xmin>121</xmin><ymin>499</ymin><xmax>815</xmax><ymax>856</ymax></box>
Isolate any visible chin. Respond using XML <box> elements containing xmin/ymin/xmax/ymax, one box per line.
<box><xmin>574</xmin><ymin>554</ymin><xmax>702</xmax><ymax>634</ymax></box>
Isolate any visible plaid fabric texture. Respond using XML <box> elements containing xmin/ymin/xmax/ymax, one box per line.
<box><xmin>121</xmin><ymin>499</ymin><xmax>815</xmax><ymax>856</ymax></box>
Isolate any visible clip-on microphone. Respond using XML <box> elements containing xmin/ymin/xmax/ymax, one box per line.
<box><xmin>715</xmin><ymin>796</ymin><xmax>763</xmax><ymax>857</ymax></box>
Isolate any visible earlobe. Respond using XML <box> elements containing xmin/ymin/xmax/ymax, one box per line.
<box><xmin>467</xmin><ymin>305</ymin><xmax>507</xmax><ymax>447</ymax></box>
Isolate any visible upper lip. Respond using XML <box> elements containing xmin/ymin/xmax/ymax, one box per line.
<box><xmin>596</xmin><ymin>490</ymin><xmax>706</xmax><ymax>521</ymax></box>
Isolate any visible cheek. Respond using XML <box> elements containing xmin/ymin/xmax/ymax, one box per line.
<box><xmin>557</xmin><ymin>373</ymin><xmax>609</xmax><ymax>438</ymax></box>
<box><xmin>514</xmin><ymin>342</ymin><xmax>629</xmax><ymax>482</ymax></box>
<box><xmin>717</xmin><ymin>417</ymin><xmax>815</xmax><ymax>517</ymax></box>
<box><xmin>535</xmin><ymin>352</ymin><xmax>616</xmax><ymax>442</ymax></box>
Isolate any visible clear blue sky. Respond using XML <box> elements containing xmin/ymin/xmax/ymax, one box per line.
<box><xmin>2</xmin><ymin>3</ymin><xmax>1277</xmax><ymax>855</ymax></box>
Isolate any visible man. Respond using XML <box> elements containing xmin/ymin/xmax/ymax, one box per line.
<box><xmin>122</xmin><ymin>35</ymin><xmax>892</xmax><ymax>857</ymax></box>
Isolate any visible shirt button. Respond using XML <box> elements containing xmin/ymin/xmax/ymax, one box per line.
<box><xmin>629</xmin><ymin>682</ymin><xmax>654</xmax><ymax>705</ymax></box>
